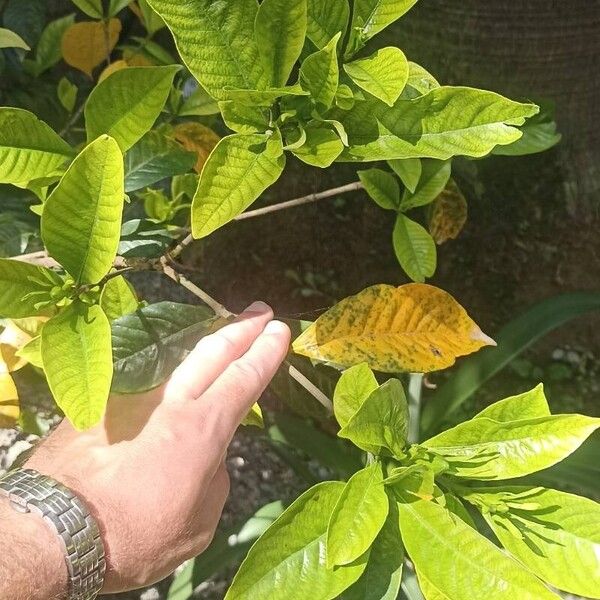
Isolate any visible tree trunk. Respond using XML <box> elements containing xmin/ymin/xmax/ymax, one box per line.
<box><xmin>389</xmin><ymin>0</ymin><xmax>600</xmax><ymax>217</ymax></box>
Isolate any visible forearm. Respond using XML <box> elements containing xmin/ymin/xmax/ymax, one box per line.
<box><xmin>0</xmin><ymin>498</ymin><xmax>67</xmax><ymax>600</ymax></box>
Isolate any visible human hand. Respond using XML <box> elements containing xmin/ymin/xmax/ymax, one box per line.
<box><xmin>22</xmin><ymin>301</ymin><xmax>290</xmax><ymax>594</ymax></box>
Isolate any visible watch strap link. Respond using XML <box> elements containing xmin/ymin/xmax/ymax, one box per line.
<box><xmin>0</xmin><ymin>468</ymin><xmax>106</xmax><ymax>600</ymax></box>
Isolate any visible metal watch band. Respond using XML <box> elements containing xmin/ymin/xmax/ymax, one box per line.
<box><xmin>0</xmin><ymin>468</ymin><xmax>106</xmax><ymax>600</ymax></box>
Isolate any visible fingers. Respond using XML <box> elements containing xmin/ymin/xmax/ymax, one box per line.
<box><xmin>164</xmin><ymin>301</ymin><xmax>274</xmax><ymax>403</ymax></box>
<box><xmin>196</xmin><ymin>319</ymin><xmax>290</xmax><ymax>443</ymax></box>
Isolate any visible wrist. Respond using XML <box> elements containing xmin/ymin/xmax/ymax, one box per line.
<box><xmin>0</xmin><ymin>494</ymin><xmax>68</xmax><ymax>600</ymax></box>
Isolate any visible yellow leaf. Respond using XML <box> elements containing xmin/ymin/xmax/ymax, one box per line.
<box><xmin>171</xmin><ymin>123</ymin><xmax>220</xmax><ymax>173</ymax></box>
<box><xmin>0</xmin><ymin>318</ymin><xmax>47</xmax><ymax>373</ymax></box>
<box><xmin>292</xmin><ymin>283</ymin><xmax>495</xmax><ymax>373</ymax></box>
<box><xmin>0</xmin><ymin>372</ymin><xmax>19</xmax><ymax>427</ymax></box>
<box><xmin>61</xmin><ymin>19</ymin><xmax>122</xmax><ymax>77</ymax></box>
<box><xmin>99</xmin><ymin>59</ymin><xmax>128</xmax><ymax>82</ymax></box>
<box><xmin>429</xmin><ymin>181</ymin><xmax>468</xmax><ymax>245</ymax></box>
<box><xmin>123</xmin><ymin>50</ymin><xmax>154</xmax><ymax>67</ymax></box>
<box><xmin>241</xmin><ymin>402</ymin><xmax>264</xmax><ymax>428</ymax></box>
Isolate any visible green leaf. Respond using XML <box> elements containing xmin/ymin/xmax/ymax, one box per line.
<box><xmin>388</xmin><ymin>158</ymin><xmax>421</xmax><ymax>193</ymax></box>
<box><xmin>118</xmin><ymin>219</ymin><xmax>177</xmax><ymax>258</ymax></box>
<box><xmin>344</xmin><ymin>47</ymin><xmax>408</xmax><ymax>107</ymax></box>
<box><xmin>0</xmin><ymin>108</ymin><xmax>74</xmax><ymax>188</ymax></box>
<box><xmin>0</xmin><ymin>259</ymin><xmax>62</xmax><ymax>318</ymax></box>
<box><xmin>255</xmin><ymin>0</ymin><xmax>307</xmax><ymax>87</ymax></box>
<box><xmin>358</xmin><ymin>168</ymin><xmax>400</xmax><ymax>210</ymax></box>
<box><xmin>424</xmin><ymin>413</ymin><xmax>600</xmax><ymax>480</ymax></box>
<box><xmin>421</xmin><ymin>292</ymin><xmax>600</xmax><ymax>435</ymax></box>
<box><xmin>340</xmin><ymin>496</ymin><xmax>404</xmax><ymax>600</ymax></box>
<box><xmin>136</xmin><ymin>0</ymin><xmax>165</xmax><ymax>35</ymax></box>
<box><xmin>306</xmin><ymin>0</ymin><xmax>349</xmax><ymax>50</ymax></box>
<box><xmin>218</xmin><ymin>102</ymin><xmax>270</xmax><ymax>135</ymax></box>
<box><xmin>327</xmin><ymin>462</ymin><xmax>389</xmax><ymax>567</ymax></box>
<box><xmin>292</xmin><ymin>126</ymin><xmax>343</xmax><ymax>167</ymax></box>
<box><xmin>57</xmin><ymin>77</ymin><xmax>78</xmax><ymax>113</ymax></box>
<box><xmin>41</xmin><ymin>301</ymin><xmax>113</xmax><ymax>430</ymax></box>
<box><xmin>463</xmin><ymin>486</ymin><xmax>600</xmax><ymax>598</ymax></box>
<box><xmin>299</xmin><ymin>33</ymin><xmax>340</xmax><ymax>112</ymax></box>
<box><xmin>179</xmin><ymin>83</ymin><xmax>220</xmax><ymax>116</ymax></box>
<box><xmin>393</xmin><ymin>214</ymin><xmax>437</xmax><ymax>282</ymax></box>
<box><xmin>474</xmin><ymin>383</ymin><xmax>550</xmax><ymax>422</ymax></box>
<box><xmin>400</xmin><ymin>160</ymin><xmax>451</xmax><ymax>211</ymax></box>
<box><xmin>167</xmin><ymin>500</ymin><xmax>285</xmax><ymax>600</ymax></box>
<box><xmin>339</xmin><ymin>378</ymin><xmax>408</xmax><ymax>456</ymax></box>
<box><xmin>225</xmin><ymin>482</ymin><xmax>368</xmax><ymax>600</ymax></box>
<box><xmin>145</xmin><ymin>0</ymin><xmax>266</xmax><ymax>99</ymax></box>
<box><xmin>333</xmin><ymin>363</ymin><xmax>379</xmax><ymax>428</ymax></box>
<box><xmin>2</xmin><ymin>0</ymin><xmax>45</xmax><ymax>48</ymax></box>
<box><xmin>405</xmin><ymin>61</ymin><xmax>440</xmax><ymax>97</ymax></box>
<box><xmin>71</xmin><ymin>0</ymin><xmax>103</xmax><ymax>18</ymax></box>
<box><xmin>111</xmin><ymin>301</ymin><xmax>219</xmax><ymax>393</ymax></box>
<box><xmin>100</xmin><ymin>275</ymin><xmax>138</xmax><ymax>321</ymax></box>
<box><xmin>346</xmin><ymin>0</ymin><xmax>419</xmax><ymax>58</ymax></box>
<box><xmin>42</xmin><ymin>136</ymin><xmax>124</xmax><ymax>285</ymax></box>
<box><xmin>191</xmin><ymin>133</ymin><xmax>285</xmax><ymax>239</ymax></box>
<box><xmin>396</xmin><ymin>493</ymin><xmax>560</xmax><ymax>600</ymax></box>
<box><xmin>30</xmin><ymin>14</ymin><xmax>75</xmax><ymax>75</ymax></box>
<box><xmin>338</xmin><ymin>87</ymin><xmax>539</xmax><ymax>161</ymax></box>
<box><xmin>108</xmin><ymin>0</ymin><xmax>131</xmax><ymax>16</ymax></box>
<box><xmin>221</xmin><ymin>84</ymin><xmax>308</xmax><ymax>106</ymax></box>
<box><xmin>0</xmin><ymin>28</ymin><xmax>30</xmax><ymax>50</ymax></box>
<box><xmin>85</xmin><ymin>65</ymin><xmax>181</xmax><ymax>151</ymax></box>
<box><xmin>124</xmin><ymin>131</ymin><xmax>196</xmax><ymax>192</ymax></box>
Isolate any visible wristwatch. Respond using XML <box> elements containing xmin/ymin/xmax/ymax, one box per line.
<box><xmin>0</xmin><ymin>468</ymin><xmax>106</xmax><ymax>600</ymax></box>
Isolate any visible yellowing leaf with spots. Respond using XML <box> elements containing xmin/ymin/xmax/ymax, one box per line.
<box><xmin>0</xmin><ymin>372</ymin><xmax>19</xmax><ymax>427</ymax></box>
<box><xmin>429</xmin><ymin>181</ymin><xmax>468</xmax><ymax>244</ymax></box>
<box><xmin>172</xmin><ymin>123</ymin><xmax>220</xmax><ymax>173</ymax></box>
<box><xmin>61</xmin><ymin>19</ymin><xmax>122</xmax><ymax>77</ymax></box>
<box><xmin>292</xmin><ymin>284</ymin><xmax>495</xmax><ymax>373</ymax></box>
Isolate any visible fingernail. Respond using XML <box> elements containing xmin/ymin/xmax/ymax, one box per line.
<box><xmin>264</xmin><ymin>320</ymin><xmax>289</xmax><ymax>335</ymax></box>
<box><xmin>244</xmin><ymin>300</ymin><xmax>271</xmax><ymax>314</ymax></box>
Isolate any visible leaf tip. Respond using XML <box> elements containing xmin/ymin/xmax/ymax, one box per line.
<box><xmin>471</xmin><ymin>327</ymin><xmax>496</xmax><ymax>347</ymax></box>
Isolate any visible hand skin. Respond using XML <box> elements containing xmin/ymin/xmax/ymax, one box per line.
<box><xmin>0</xmin><ymin>301</ymin><xmax>290</xmax><ymax>599</ymax></box>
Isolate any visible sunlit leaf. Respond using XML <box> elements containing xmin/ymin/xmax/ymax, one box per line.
<box><xmin>299</xmin><ymin>33</ymin><xmax>340</xmax><ymax>112</ymax></box>
<box><xmin>0</xmin><ymin>372</ymin><xmax>19</xmax><ymax>427</ymax></box>
<box><xmin>0</xmin><ymin>27</ymin><xmax>30</xmax><ymax>50</ymax></box>
<box><xmin>61</xmin><ymin>19</ymin><xmax>122</xmax><ymax>77</ymax></box>
<box><xmin>405</xmin><ymin>61</ymin><xmax>440</xmax><ymax>97</ymax></box>
<box><xmin>293</xmin><ymin>283</ymin><xmax>495</xmax><ymax>373</ymax></box>
<box><xmin>474</xmin><ymin>383</ymin><xmax>550</xmax><ymax>422</ymax></box>
<box><xmin>333</xmin><ymin>363</ymin><xmax>378</xmax><ymax>428</ymax></box>
<box><xmin>358</xmin><ymin>168</ymin><xmax>400</xmax><ymax>210</ymax></box>
<box><xmin>306</xmin><ymin>0</ymin><xmax>349</xmax><ymax>50</ymax></box>
<box><xmin>400</xmin><ymin>160</ymin><xmax>451</xmax><ymax>211</ymax></box>
<box><xmin>292</xmin><ymin>126</ymin><xmax>344</xmax><ymax>167</ymax></box>
<box><xmin>100</xmin><ymin>275</ymin><xmax>138</xmax><ymax>321</ymax></box>
<box><xmin>388</xmin><ymin>158</ymin><xmax>421</xmax><ymax>194</ymax></box>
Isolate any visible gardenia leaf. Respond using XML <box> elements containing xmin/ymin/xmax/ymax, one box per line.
<box><xmin>388</xmin><ymin>158</ymin><xmax>422</xmax><ymax>193</ymax></box>
<box><xmin>108</xmin><ymin>0</ymin><xmax>131</xmax><ymax>16</ymax></box>
<box><xmin>292</xmin><ymin>126</ymin><xmax>344</xmax><ymax>167</ymax></box>
<box><xmin>0</xmin><ymin>27</ymin><xmax>30</xmax><ymax>50</ymax></box>
<box><xmin>346</xmin><ymin>0</ymin><xmax>419</xmax><ymax>58</ymax></box>
<box><xmin>423</xmin><ymin>413</ymin><xmax>600</xmax><ymax>480</ymax></box>
<box><xmin>393</xmin><ymin>214</ymin><xmax>437</xmax><ymax>282</ymax></box>
<box><xmin>0</xmin><ymin>108</ymin><xmax>74</xmax><ymax>188</ymax></box>
<box><xmin>29</xmin><ymin>14</ymin><xmax>75</xmax><ymax>76</ymax></box>
<box><xmin>171</xmin><ymin>122</ymin><xmax>221</xmax><ymax>173</ymax></box>
<box><xmin>327</xmin><ymin>462</ymin><xmax>388</xmax><ymax>567</ymax></box>
<box><xmin>463</xmin><ymin>486</ymin><xmax>600</xmax><ymax>598</ymax></box>
<box><xmin>428</xmin><ymin>181</ymin><xmax>468</xmax><ymax>244</ymax></box>
<box><xmin>293</xmin><ymin>283</ymin><xmax>495</xmax><ymax>373</ymax></box>
<box><xmin>255</xmin><ymin>0</ymin><xmax>307</xmax><ymax>87</ymax></box>
<box><xmin>61</xmin><ymin>19</ymin><xmax>122</xmax><ymax>77</ymax></box>
<box><xmin>396</xmin><ymin>493</ymin><xmax>560</xmax><ymax>600</ymax></box>
<box><xmin>100</xmin><ymin>275</ymin><xmax>138</xmax><ymax>321</ymax></box>
<box><xmin>42</xmin><ymin>136</ymin><xmax>124</xmax><ymax>285</ymax></box>
<box><xmin>306</xmin><ymin>0</ymin><xmax>349</xmax><ymax>50</ymax></box>
<box><xmin>111</xmin><ymin>301</ymin><xmax>220</xmax><ymax>394</ymax></box>
<box><xmin>0</xmin><ymin>259</ymin><xmax>62</xmax><ymax>319</ymax></box>
<box><xmin>338</xmin><ymin>87</ymin><xmax>539</xmax><ymax>161</ymax></box>
<box><xmin>218</xmin><ymin>102</ymin><xmax>270</xmax><ymax>135</ymax></box>
<box><xmin>340</xmin><ymin>496</ymin><xmax>403</xmax><ymax>600</ymax></box>
<box><xmin>220</xmin><ymin>85</ymin><xmax>308</xmax><ymax>107</ymax></box>
<box><xmin>41</xmin><ymin>301</ymin><xmax>113</xmax><ymax>430</ymax></box>
<box><xmin>145</xmin><ymin>0</ymin><xmax>266</xmax><ymax>99</ymax></box>
<box><xmin>179</xmin><ymin>83</ymin><xmax>220</xmax><ymax>116</ymax></box>
<box><xmin>124</xmin><ymin>130</ymin><xmax>196</xmax><ymax>192</ymax></box>
<box><xmin>400</xmin><ymin>159</ymin><xmax>451</xmax><ymax>211</ymax></box>
<box><xmin>191</xmin><ymin>133</ymin><xmax>285</xmax><ymax>239</ymax></box>
<box><xmin>299</xmin><ymin>33</ymin><xmax>341</xmax><ymax>112</ymax></box>
<box><xmin>57</xmin><ymin>78</ymin><xmax>78</xmax><ymax>113</ymax></box>
<box><xmin>344</xmin><ymin>47</ymin><xmax>409</xmax><ymax>107</ymax></box>
<box><xmin>71</xmin><ymin>0</ymin><xmax>103</xmax><ymax>19</ymax></box>
<box><xmin>85</xmin><ymin>66</ymin><xmax>181</xmax><ymax>151</ymax></box>
<box><xmin>474</xmin><ymin>383</ymin><xmax>550</xmax><ymax>422</ymax></box>
<box><xmin>333</xmin><ymin>362</ymin><xmax>378</xmax><ymax>428</ymax></box>
<box><xmin>358</xmin><ymin>168</ymin><xmax>400</xmax><ymax>210</ymax></box>
<box><xmin>339</xmin><ymin>378</ymin><xmax>408</xmax><ymax>456</ymax></box>
<box><xmin>225</xmin><ymin>482</ymin><xmax>368</xmax><ymax>600</ymax></box>
<box><xmin>0</xmin><ymin>372</ymin><xmax>19</xmax><ymax>428</ymax></box>
<box><xmin>405</xmin><ymin>61</ymin><xmax>440</xmax><ymax>97</ymax></box>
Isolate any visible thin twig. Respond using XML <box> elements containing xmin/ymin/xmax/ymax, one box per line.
<box><xmin>234</xmin><ymin>181</ymin><xmax>363</xmax><ymax>221</ymax></box>
<box><xmin>59</xmin><ymin>102</ymin><xmax>86</xmax><ymax>137</ymax></box>
<box><xmin>169</xmin><ymin>233</ymin><xmax>194</xmax><ymax>260</ymax></box>
<box><xmin>286</xmin><ymin>362</ymin><xmax>334</xmax><ymax>413</ymax></box>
